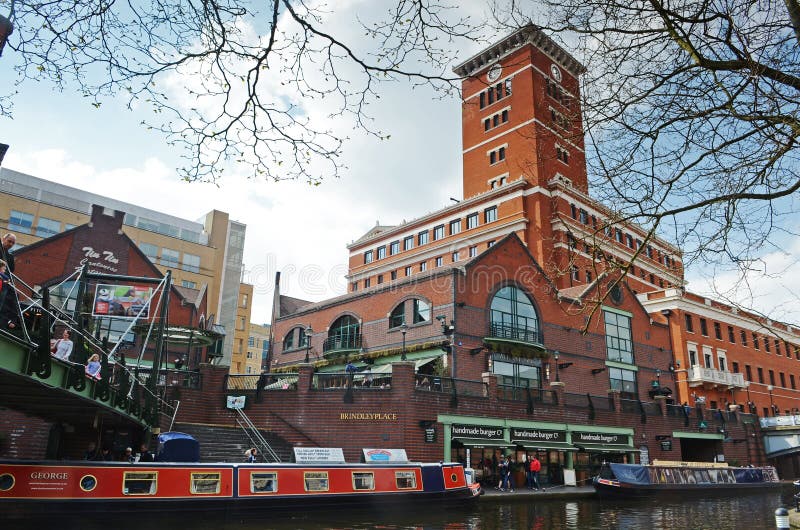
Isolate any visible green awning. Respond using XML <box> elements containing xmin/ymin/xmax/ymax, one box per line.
<box><xmin>513</xmin><ymin>441</ymin><xmax>578</xmax><ymax>452</ymax></box>
<box><xmin>415</xmin><ymin>354</ymin><xmax>443</xmax><ymax>370</ymax></box>
<box><xmin>453</xmin><ymin>438</ymin><xmax>513</xmax><ymax>448</ymax></box>
<box><xmin>575</xmin><ymin>443</ymin><xmax>639</xmax><ymax>453</ymax></box>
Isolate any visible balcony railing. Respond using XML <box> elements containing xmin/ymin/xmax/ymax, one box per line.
<box><xmin>312</xmin><ymin>372</ymin><xmax>392</xmax><ymax>390</ymax></box>
<box><xmin>226</xmin><ymin>373</ymin><xmax>299</xmax><ymax>391</ymax></box>
<box><xmin>415</xmin><ymin>375</ymin><xmax>489</xmax><ymax>397</ymax></box>
<box><xmin>686</xmin><ymin>366</ymin><xmax>746</xmax><ymax>387</ymax></box>
<box><xmin>322</xmin><ymin>334</ymin><xmax>362</xmax><ymax>355</ymax></box>
<box><xmin>488</xmin><ymin>322</ymin><xmax>542</xmax><ymax>345</ymax></box>
<box><xmin>497</xmin><ymin>384</ymin><xmax>557</xmax><ymax>404</ymax></box>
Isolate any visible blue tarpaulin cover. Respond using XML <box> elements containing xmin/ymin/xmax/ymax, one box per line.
<box><xmin>609</xmin><ymin>463</ymin><xmax>651</xmax><ymax>485</ymax></box>
<box><xmin>157</xmin><ymin>431</ymin><xmax>200</xmax><ymax>462</ymax></box>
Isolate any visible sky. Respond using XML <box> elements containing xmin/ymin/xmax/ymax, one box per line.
<box><xmin>2</xmin><ymin>1</ymin><xmax>799</xmax><ymax>327</ymax></box>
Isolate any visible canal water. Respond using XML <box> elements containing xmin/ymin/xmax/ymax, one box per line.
<box><xmin>60</xmin><ymin>485</ymin><xmax>795</xmax><ymax>530</ymax></box>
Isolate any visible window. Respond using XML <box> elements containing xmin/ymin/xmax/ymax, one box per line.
<box><xmin>413</xmin><ymin>299</ymin><xmax>431</xmax><ymax>324</ymax></box>
<box><xmin>490</xmin><ymin>286</ymin><xmax>540</xmax><ymax>343</ymax></box>
<box><xmin>248</xmin><ymin>336</ymin><xmax>255</xmax><ymax>347</ymax></box>
<box><xmin>419</xmin><ymin>261</ymin><xmax>427</xmax><ymax>272</ymax></box>
<box><xmin>328</xmin><ymin>316</ymin><xmax>360</xmax><ymax>350</ymax></box>
<box><xmin>35</xmin><ymin>217</ymin><xmax>61</xmax><ymax>237</ymax></box>
<box><xmin>377</xmin><ymin>274</ymin><xmax>384</xmax><ymax>284</ymax></box>
<box><xmin>9</xmin><ymin>210</ymin><xmax>34</xmax><ymax>234</ymax></box>
<box><xmin>139</xmin><ymin>243</ymin><xmax>158</xmax><ymax>261</ymax></box>
<box><xmin>688</xmin><ymin>344</ymin><xmax>698</xmax><ymax>367</ymax></box>
<box><xmin>780</xmin><ymin>372</ymin><xmax>786</xmax><ymax>388</ymax></box>
<box><xmin>757</xmin><ymin>367</ymin><xmax>764</xmax><ymax>384</ymax></box>
<box><xmin>489</xmin><ymin>146</ymin><xmax>506</xmax><ymax>165</ymax></box>
<box><xmin>791</xmin><ymin>374</ymin><xmax>796</xmax><ymax>390</ymax></box>
<box><xmin>241</xmin><ymin>294</ymin><xmax>249</xmax><ymax>308</ymax></box>
<box><xmin>570</xmin><ymin>266</ymin><xmax>579</xmax><ymax>281</ymax></box>
<box><xmin>449</xmin><ymin>219</ymin><xmax>461</xmax><ymax>235</ymax></box>
<box><xmin>545</xmin><ymin>78</ymin><xmax>569</xmax><ymax>107</ymax></box>
<box><xmin>775</xmin><ymin>339</ymin><xmax>782</xmax><ymax>355</ymax></box>
<box><xmin>390</xmin><ymin>270</ymin><xmax>397</xmax><ymax>280</ymax></box>
<box><xmin>745</xmin><ymin>365</ymin><xmax>753</xmax><ymax>382</ymax></box>
<box><xmin>304</xmin><ymin>472</ymin><xmax>329</xmax><ymax>492</ymax></box>
<box><xmin>753</xmin><ymin>333</ymin><xmax>760</xmax><ymax>350</ymax></box>
<box><xmin>732</xmin><ymin>361</ymin><xmax>739</xmax><ymax>373</ymax></box>
<box><xmin>351</xmin><ymin>282</ymin><xmax>358</xmax><ymax>292</ymax></box>
<box><xmin>765</xmin><ymin>338</ymin><xmax>771</xmax><ymax>353</ymax></box>
<box><xmin>364</xmin><ymin>278</ymin><xmax>371</xmax><ymax>288</ymax></box>
<box><xmin>251</xmin><ymin>472</ymin><xmax>277</xmax><ymax>493</ymax></box>
<box><xmin>550</xmin><ymin>107</ymin><xmax>570</xmax><ymax>130</ymax></box>
<box><xmin>435</xmin><ymin>256</ymin><xmax>443</xmax><ymax>267</ymax></box>
<box><xmin>467</xmin><ymin>213</ymin><xmax>479</xmax><ymax>229</ymax></box>
<box><xmin>555</xmin><ymin>145</ymin><xmax>569</xmax><ymax>164</ymax></box>
<box><xmin>190</xmin><ymin>473</ymin><xmax>221</xmax><ymax>494</ymax></box>
<box><xmin>181</xmin><ymin>280</ymin><xmax>197</xmax><ymax>289</ymax></box>
<box><xmin>390</xmin><ymin>241</ymin><xmax>400</xmax><ymax>255</ymax></box>
<box><xmin>377</xmin><ymin>246</ymin><xmax>386</xmax><ymax>260</ymax></box>
<box><xmin>604</xmin><ymin>311</ymin><xmax>634</xmax><ymax>364</ymax></box>
<box><xmin>684</xmin><ymin>314</ymin><xmax>694</xmax><ymax>333</ymax></box>
<box><xmin>238</xmin><ymin>316</ymin><xmax>246</xmax><ymax>331</ymax></box>
<box><xmin>484</xmin><ymin>206</ymin><xmax>498</xmax><ymax>223</ymax></box>
<box><xmin>418</xmin><ymin>231</ymin><xmax>429</xmax><ymax>246</ymax></box>
<box><xmin>703</xmin><ymin>346</ymin><xmax>713</xmax><ymax>368</ymax></box>
<box><xmin>699</xmin><ymin>318</ymin><xmax>708</xmax><ymax>337</ymax></box>
<box><xmin>740</xmin><ymin>330</ymin><xmax>748</xmax><ymax>346</ymax></box>
<box><xmin>353</xmin><ymin>472</ymin><xmax>375</xmax><ymax>491</ymax></box>
<box><xmin>182</xmin><ymin>253</ymin><xmax>200</xmax><ymax>273</ymax></box>
<box><xmin>396</xmin><ymin>471</ymin><xmax>418</xmax><ymax>489</ymax></box>
<box><xmin>769</xmin><ymin>370</ymin><xmax>776</xmax><ymax>386</ymax></box>
<box><xmin>452</xmin><ymin>251</ymin><xmax>459</xmax><ymax>262</ymax></box>
<box><xmin>469</xmin><ymin>246</ymin><xmax>478</xmax><ymax>258</ymax></box>
<box><xmin>160</xmin><ymin>248</ymin><xmax>179</xmax><ymax>267</ymax></box>
<box><xmin>405</xmin><ymin>266</ymin><xmax>413</xmax><ymax>276</ymax></box>
<box><xmin>389</xmin><ymin>302</ymin><xmax>405</xmax><ymax>328</ymax></box>
<box><xmin>609</xmin><ymin>367</ymin><xmax>638</xmax><ymax>400</ymax></box>
<box><xmin>364</xmin><ymin>250</ymin><xmax>374</xmax><ymax>264</ymax></box>
<box><xmin>625</xmin><ymin>234</ymin><xmax>634</xmax><ymax>249</ymax></box>
<box><xmin>586</xmin><ymin>270</ymin><xmax>593</xmax><ymax>282</ymax></box>
<box><xmin>615</xmin><ymin>229</ymin><xmax>624</xmax><ymax>243</ymax></box>
<box><xmin>728</xmin><ymin>326</ymin><xmax>735</xmax><ymax>343</ymax></box>
<box><xmin>646</xmin><ymin>246</ymin><xmax>654</xmax><ymax>259</ymax></box>
<box><xmin>714</xmin><ymin>322</ymin><xmax>722</xmax><ymax>340</ymax></box>
<box><xmin>403</xmin><ymin>236</ymin><xmax>414</xmax><ymax>251</ymax></box>
<box><xmin>487</xmin><ymin>240</ymin><xmax>496</xmax><ymax>248</ymax></box>
<box><xmin>579</xmin><ymin>209</ymin><xmax>589</xmax><ymax>225</ymax></box>
<box><xmin>123</xmin><ymin>472</ymin><xmax>158</xmax><ymax>495</ymax></box>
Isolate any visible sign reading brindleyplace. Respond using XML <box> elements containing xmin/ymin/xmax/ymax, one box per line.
<box><xmin>573</xmin><ymin>432</ymin><xmax>628</xmax><ymax>445</ymax></box>
<box><xmin>451</xmin><ymin>424</ymin><xmax>504</xmax><ymax>440</ymax></box>
<box><xmin>510</xmin><ymin>428</ymin><xmax>566</xmax><ymax>443</ymax></box>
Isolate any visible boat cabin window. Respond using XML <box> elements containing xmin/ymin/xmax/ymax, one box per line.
<box><xmin>352</xmin><ymin>472</ymin><xmax>375</xmax><ymax>491</ymax></box>
<box><xmin>395</xmin><ymin>471</ymin><xmax>417</xmax><ymax>489</ymax></box>
<box><xmin>190</xmin><ymin>472</ymin><xmax>221</xmax><ymax>494</ymax></box>
<box><xmin>251</xmin><ymin>472</ymin><xmax>277</xmax><ymax>493</ymax></box>
<box><xmin>123</xmin><ymin>472</ymin><xmax>157</xmax><ymax>495</ymax></box>
<box><xmin>304</xmin><ymin>472</ymin><xmax>329</xmax><ymax>492</ymax></box>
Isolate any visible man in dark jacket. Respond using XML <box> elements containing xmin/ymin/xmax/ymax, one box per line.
<box><xmin>1</xmin><ymin>233</ymin><xmax>15</xmax><ymax>274</ymax></box>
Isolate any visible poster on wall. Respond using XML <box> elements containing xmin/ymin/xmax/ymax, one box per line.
<box><xmin>93</xmin><ymin>284</ymin><xmax>153</xmax><ymax>319</ymax></box>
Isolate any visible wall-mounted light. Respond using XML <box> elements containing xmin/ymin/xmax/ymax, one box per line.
<box><xmin>591</xmin><ymin>368</ymin><xmax>606</xmax><ymax>375</ymax></box>
<box><xmin>558</xmin><ymin>362</ymin><xmax>573</xmax><ymax>369</ymax></box>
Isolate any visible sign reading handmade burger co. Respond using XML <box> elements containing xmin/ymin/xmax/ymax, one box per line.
<box><xmin>573</xmin><ymin>432</ymin><xmax>628</xmax><ymax>445</ymax></box>
<box><xmin>510</xmin><ymin>428</ymin><xmax>566</xmax><ymax>444</ymax></box>
<box><xmin>451</xmin><ymin>424</ymin><xmax>504</xmax><ymax>440</ymax></box>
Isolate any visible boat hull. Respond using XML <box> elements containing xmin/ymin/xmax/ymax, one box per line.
<box><xmin>593</xmin><ymin>477</ymin><xmax>782</xmax><ymax>498</ymax></box>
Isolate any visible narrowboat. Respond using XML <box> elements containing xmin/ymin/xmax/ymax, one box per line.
<box><xmin>0</xmin><ymin>459</ymin><xmax>480</xmax><ymax>521</ymax></box>
<box><xmin>593</xmin><ymin>460</ymin><xmax>781</xmax><ymax>497</ymax></box>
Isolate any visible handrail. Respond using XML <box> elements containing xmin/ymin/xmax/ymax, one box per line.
<box><xmin>235</xmin><ymin>407</ymin><xmax>281</xmax><ymax>463</ymax></box>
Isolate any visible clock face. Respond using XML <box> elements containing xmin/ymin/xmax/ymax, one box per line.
<box><xmin>550</xmin><ymin>64</ymin><xmax>562</xmax><ymax>82</ymax></box>
<box><xmin>487</xmin><ymin>64</ymin><xmax>502</xmax><ymax>82</ymax></box>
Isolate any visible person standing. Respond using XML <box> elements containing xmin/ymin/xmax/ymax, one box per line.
<box><xmin>529</xmin><ymin>455</ymin><xmax>542</xmax><ymax>491</ymax></box>
<box><xmin>138</xmin><ymin>443</ymin><xmax>155</xmax><ymax>462</ymax></box>
<box><xmin>52</xmin><ymin>329</ymin><xmax>74</xmax><ymax>361</ymax></box>
<box><xmin>503</xmin><ymin>456</ymin><xmax>515</xmax><ymax>492</ymax></box>
<box><xmin>0</xmin><ymin>233</ymin><xmax>15</xmax><ymax>274</ymax></box>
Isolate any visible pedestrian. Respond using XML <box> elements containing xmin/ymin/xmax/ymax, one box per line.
<box><xmin>51</xmin><ymin>329</ymin><xmax>74</xmax><ymax>361</ymax></box>
<box><xmin>122</xmin><ymin>447</ymin><xmax>135</xmax><ymax>463</ymax></box>
<box><xmin>503</xmin><ymin>456</ymin><xmax>514</xmax><ymax>492</ymax></box>
<box><xmin>1</xmin><ymin>233</ymin><xmax>16</xmax><ymax>274</ymax></box>
<box><xmin>245</xmin><ymin>447</ymin><xmax>257</xmax><ymax>463</ymax></box>
<box><xmin>528</xmin><ymin>455</ymin><xmax>542</xmax><ymax>491</ymax></box>
<box><xmin>138</xmin><ymin>443</ymin><xmax>154</xmax><ymax>462</ymax></box>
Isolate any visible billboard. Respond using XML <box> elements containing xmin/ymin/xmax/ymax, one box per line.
<box><xmin>93</xmin><ymin>284</ymin><xmax>153</xmax><ymax>319</ymax></box>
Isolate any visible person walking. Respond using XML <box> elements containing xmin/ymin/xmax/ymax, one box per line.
<box><xmin>1</xmin><ymin>233</ymin><xmax>16</xmax><ymax>274</ymax></box>
<box><xmin>503</xmin><ymin>456</ymin><xmax>515</xmax><ymax>492</ymax></box>
<box><xmin>51</xmin><ymin>329</ymin><xmax>74</xmax><ymax>361</ymax></box>
<box><xmin>529</xmin><ymin>455</ymin><xmax>542</xmax><ymax>491</ymax></box>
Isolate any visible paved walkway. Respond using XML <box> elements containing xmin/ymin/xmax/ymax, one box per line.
<box><xmin>479</xmin><ymin>485</ymin><xmax>596</xmax><ymax>501</ymax></box>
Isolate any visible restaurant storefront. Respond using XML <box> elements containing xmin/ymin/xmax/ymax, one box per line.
<box><xmin>439</xmin><ymin>415</ymin><xmax>636</xmax><ymax>487</ymax></box>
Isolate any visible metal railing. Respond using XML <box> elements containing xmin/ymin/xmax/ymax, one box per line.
<box><xmin>488</xmin><ymin>322</ymin><xmax>542</xmax><ymax>344</ymax></box>
<box><xmin>322</xmin><ymin>334</ymin><xmax>362</xmax><ymax>354</ymax></box>
<box><xmin>620</xmin><ymin>398</ymin><xmax>639</xmax><ymax>414</ymax></box>
<box><xmin>497</xmin><ymin>383</ymin><xmax>556</xmax><ymax>404</ymax></box>
<box><xmin>416</xmin><ymin>375</ymin><xmax>488</xmax><ymax>397</ymax></box>
<box><xmin>234</xmin><ymin>407</ymin><xmax>281</xmax><ymax>463</ymax></box>
<box><xmin>227</xmin><ymin>373</ymin><xmax>299</xmax><ymax>391</ymax></box>
<box><xmin>312</xmin><ymin>372</ymin><xmax>393</xmax><ymax>390</ymax></box>
<box><xmin>134</xmin><ymin>368</ymin><xmax>201</xmax><ymax>389</ymax></box>
<box><xmin>686</xmin><ymin>366</ymin><xmax>746</xmax><ymax>387</ymax></box>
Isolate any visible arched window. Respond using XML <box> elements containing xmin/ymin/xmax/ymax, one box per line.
<box><xmin>283</xmin><ymin>329</ymin><xmax>295</xmax><ymax>350</ymax></box>
<box><xmin>412</xmin><ymin>299</ymin><xmax>430</xmax><ymax>323</ymax></box>
<box><xmin>282</xmin><ymin>327</ymin><xmax>308</xmax><ymax>351</ymax></box>
<box><xmin>389</xmin><ymin>302</ymin><xmax>405</xmax><ymax>328</ymax></box>
<box><xmin>326</xmin><ymin>315</ymin><xmax>361</xmax><ymax>351</ymax></box>
<box><xmin>489</xmin><ymin>286</ymin><xmax>540</xmax><ymax>343</ymax></box>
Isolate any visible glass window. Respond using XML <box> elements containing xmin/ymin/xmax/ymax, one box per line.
<box><xmin>699</xmin><ymin>318</ymin><xmax>708</xmax><ymax>336</ymax></box>
<box><xmin>403</xmin><ymin>236</ymin><xmax>414</xmax><ymax>251</ymax></box>
<box><xmin>304</xmin><ymin>472</ymin><xmax>329</xmax><ymax>492</ymax></box>
<box><xmin>181</xmin><ymin>280</ymin><xmax>197</xmax><ymax>289</ymax></box>
<box><xmin>419</xmin><ymin>261</ymin><xmax>427</xmax><ymax>272</ymax></box>
<box><xmin>604</xmin><ymin>311</ymin><xmax>634</xmax><ymax>364</ymax></box>
<box><xmin>395</xmin><ymin>471</ymin><xmax>417</xmax><ymax>489</ymax></box>
<box><xmin>9</xmin><ymin>210</ymin><xmax>34</xmax><ymax>234</ymax></box>
<box><xmin>390</xmin><ymin>241</ymin><xmax>400</xmax><ymax>255</ymax></box>
<box><xmin>452</xmin><ymin>251</ymin><xmax>459</xmax><ymax>262</ymax></box>
<box><xmin>418</xmin><ymin>231</ymin><xmax>429</xmax><ymax>246</ymax></box>
<box><xmin>435</xmin><ymin>256</ymin><xmax>443</xmax><ymax>267</ymax></box>
<box><xmin>328</xmin><ymin>316</ymin><xmax>360</xmax><ymax>350</ymax></box>
<box><xmin>190</xmin><ymin>473</ymin><xmax>221</xmax><ymax>494</ymax></box>
<box><xmin>352</xmin><ymin>472</ymin><xmax>375</xmax><ymax>491</ymax></box>
<box><xmin>283</xmin><ymin>330</ymin><xmax>295</xmax><ymax>350</ymax></box>
<box><xmin>449</xmin><ymin>219</ymin><xmax>461</xmax><ymax>235</ymax></box>
<box><xmin>728</xmin><ymin>326</ymin><xmax>735</xmax><ymax>343</ymax></box>
<box><xmin>405</xmin><ymin>266</ymin><xmax>412</xmax><ymax>276</ymax></box>
<box><xmin>413</xmin><ymin>299</ymin><xmax>430</xmax><ymax>324</ymax></box>
<box><xmin>489</xmin><ymin>286</ymin><xmax>540</xmax><ymax>343</ymax></box>
<box><xmin>433</xmin><ymin>225</ymin><xmax>445</xmax><ymax>240</ymax></box>
<box><xmin>377</xmin><ymin>246</ymin><xmax>386</xmax><ymax>260</ymax></box>
<box><xmin>139</xmin><ymin>243</ymin><xmax>158</xmax><ymax>261</ymax></box>
<box><xmin>684</xmin><ymin>314</ymin><xmax>694</xmax><ymax>333</ymax></box>
<box><xmin>467</xmin><ymin>213</ymin><xmax>479</xmax><ymax>229</ymax></box>
<box><xmin>364</xmin><ymin>250</ymin><xmax>374</xmax><ymax>264</ymax></box>
<box><xmin>484</xmin><ymin>207</ymin><xmax>498</xmax><ymax>223</ymax></box>
<box><xmin>160</xmin><ymin>248</ymin><xmax>179</xmax><ymax>267</ymax></box>
<box><xmin>35</xmin><ymin>217</ymin><xmax>61</xmax><ymax>237</ymax></box>
<box><xmin>182</xmin><ymin>253</ymin><xmax>200</xmax><ymax>273</ymax></box>
<box><xmin>714</xmin><ymin>322</ymin><xmax>722</xmax><ymax>340</ymax></box>
<box><xmin>389</xmin><ymin>302</ymin><xmax>405</xmax><ymax>328</ymax></box>
<box><xmin>609</xmin><ymin>367</ymin><xmax>638</xmax><ymax>399</ymax></box>
<box><xmin>469</xmin><ymin>246</ymin><xmax>478</xmax><ymax>258</ymax></box>
<box><xmin>123</xmin><ymin>472</ymin><xmax>158</xmax><ymax>495</ymax></box>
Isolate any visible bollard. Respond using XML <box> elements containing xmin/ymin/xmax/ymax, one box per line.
<box><xmin>775</xmin><ymin>506</ymin><xmax>789</xmax><ymax>529</ymax></box>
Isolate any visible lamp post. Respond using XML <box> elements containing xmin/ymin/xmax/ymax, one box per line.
<box><xmin>656</xmin><ymin>368</ymin><xmax>661</xmax><ymax>388</ymax></box>
<box><xmin>745</xmin><ymin>381</ymin><xmax>751</xmax><ymax>402</ymax></box>
<box><xmin>303</xmin><ymin>326</ymin><xmax>313</xmax><ymax>364</ymax></box>
<box><xmin>554</xmin><ymin>351</ymin><xmax>561</xmax><ymax>383</ymax></box>
<box><xmin>400</xmin><ymin>323</ymin><xmax>408</xmax><ymax>361</ymax></box>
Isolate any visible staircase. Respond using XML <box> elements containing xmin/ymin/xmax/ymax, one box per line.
<box><xmin>172</xmin><ymin>422</ymin><xmax>294</xmax><ymax>463</ymax></box>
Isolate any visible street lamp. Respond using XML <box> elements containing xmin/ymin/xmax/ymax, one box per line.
<box><xmin>768</xmin><ymin>385</ymin><xmax>774</xmax><ymax>416</ymax></box>
<box><xmin>656</xmin><ymin>368</ymin><xmax>661</xmax><ymax>388</ymax></box>
<box><xmin>554</xmin><ymin>351</ymin><xmax>561</xmax><ymax>383</ymax></box>
<box><xmin>303</xmin><ymin>326</ymin><xmax>313</xmax><ymax>363</ymax></box>
<box><xmin>400</xmin><ymin>323</ymin><xmax>408</xmax><ymax>361</ymax></box>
